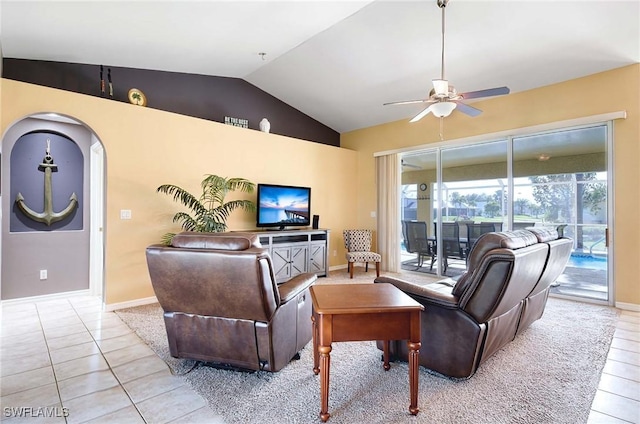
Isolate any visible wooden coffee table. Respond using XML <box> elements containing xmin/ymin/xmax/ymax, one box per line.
<box><xmin>309</xmin><ymin>283</ymin><xmax>424</xmax><ymax>422</ymax></box>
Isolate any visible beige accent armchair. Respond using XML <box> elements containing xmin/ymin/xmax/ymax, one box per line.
<box><xmin>343</xmin><ymin>229</ymin><xmax>381</xmax><ymax>278</ymax></box>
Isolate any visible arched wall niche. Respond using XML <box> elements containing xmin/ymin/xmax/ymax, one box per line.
<box><xmin>10</xmin><ymin>130</ymin><xmax>84</xmax><ymax>232</ymax></box>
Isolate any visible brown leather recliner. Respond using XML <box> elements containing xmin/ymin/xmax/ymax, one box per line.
<box><xmin>375</xmin><ymin>229</ymin><xmax>572</xmax><ymax>379</ymax></box>
<box><xmin>145</xmin><ymin>231</ymin><xmax>317</xmax><ymax>372</ymax></box>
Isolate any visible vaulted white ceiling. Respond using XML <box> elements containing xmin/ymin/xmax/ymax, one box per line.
<box><xmin>2</xmin><ymin>1</ymin><xmax>639</xmax><ymax>133</ymax></box>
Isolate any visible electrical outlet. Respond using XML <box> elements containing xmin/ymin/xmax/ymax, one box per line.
<box><xmin>333</xmin><ymin>250</ymin><xmax>337</xmax><ymax>257</ymax></box>
<box><xmin>40</xmin><ymin>270</ymin><xmax>48</xmax><ymax>280</ymax></box>
<box><xmin>120</xmin><ymin>209</ymin><xmax>132</xmax><ymax>220</ymax></box>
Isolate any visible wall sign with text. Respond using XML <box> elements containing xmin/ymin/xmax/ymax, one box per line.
<box><xmin>224</xmin><ymin>116</ymin><xmax>249</xmax><ymax>128</ymax></box>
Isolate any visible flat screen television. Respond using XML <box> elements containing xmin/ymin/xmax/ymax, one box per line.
<box><xmin>256</xmin><ymin>184</ymin><xmax>311</xmax><ymax>230</ymax></box>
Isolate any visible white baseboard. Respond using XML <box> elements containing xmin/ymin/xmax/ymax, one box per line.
<box><xmin>615</xmin><ymin>302</ymin><xmax>640</xmax><ymax>312</ymax></box>
<box><xmin>329</xmin><ymin>264</ymin><xmax>348</xmax><ymax>271</ymax></box>
<box><xmin>1</xmin><ymin>289</ymin><xmax>91</xmax><ymax>306</ymax></box>
<box><xmin>105</xmin><ymin>296</ymin><xmax>158</xmax><ymax>312</ymax></box>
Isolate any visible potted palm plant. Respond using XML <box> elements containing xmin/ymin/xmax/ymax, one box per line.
<box><xmin>157</xmin><ymin>174</ymin><xmax>256</xmax><ymax>244</ymax></box>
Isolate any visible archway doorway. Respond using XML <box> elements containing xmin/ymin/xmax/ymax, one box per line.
<box><xmin>1</xmin><ymin>113</ymin><xmax>105</xmax><ymax>303</ymax></box>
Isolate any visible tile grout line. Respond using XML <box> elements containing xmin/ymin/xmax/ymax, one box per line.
<box><xmin>68</xmin><ymin>298</ymin><xmax>151</xmax><ymax>424</ymax></box>
<box><xmin>103</xmin><ymin>313</ymin><xmax>211</xmax><ymax>424</ymax></box>
<box><xmin>609</xmin><ymin>344</ymin><xmax>640</xmax><ymax>355</ymax></box>
<box><xmin>590</xmin><ymin>406</ymin><xmax>636</xmax><ymax>424</ymax></box>
<box><xmin>109</xmin><ymin>311</ymin><xmax>212</xmax><ymax>424</ymax></box>
<box><xmin>35</xmin><ymin>300</ymin><xmax>70</xmax><ymax>424</ymax></box>
<box><xmin>600</xmin><ymin>368</ymin><xmax>640</xmax><ymax>385</ymax></box>
<box><xmin>595</xmin><ymin>385</ymin><xmax>640</xmax><ymax>403</ymax></box>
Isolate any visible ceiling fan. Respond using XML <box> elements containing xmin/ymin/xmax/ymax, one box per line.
<box><xmin>401</xmin><ymin>159</ymin><xmax>421</xmax><ymax>169</ymax></box>
<box><xmin>384</xmin><ymin>0</ymin><xmax>510</xmax><ymax>122</ymax></box>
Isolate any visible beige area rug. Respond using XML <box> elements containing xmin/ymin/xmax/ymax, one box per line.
<box><xmin>117</xmin><ymin>269</ymin><xmax>618</xmax><ymax>424</ymax></box>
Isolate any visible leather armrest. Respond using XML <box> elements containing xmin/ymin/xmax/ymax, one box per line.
<box><xmin>278</xmin><ymin>273</ymin><xmax>317</xmax><ymax>304</ymax></box>
<box><xmin>374</xmin><ymin>276</ymin><xmax>459</xmax><ymax>309</ymax></box>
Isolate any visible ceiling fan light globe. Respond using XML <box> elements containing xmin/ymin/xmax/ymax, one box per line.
<box><xmin>429</xmin><ymin>101</ymin><xmax>456</xmax><ymax>117</ymax></box>
<box><xmin>432</xmin><ymin>79</ymin><xmax>449</xmax><ymax>96</ymax></box>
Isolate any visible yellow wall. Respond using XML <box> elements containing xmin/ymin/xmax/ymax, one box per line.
<box><xmin>1</xmin><ymin>79</ymin><xmax>359</xmax><ymax>305</ymax></box>
<box><xmin>2</xmin><ymin>65</ymin><xmax>638</xmax><ymax>307</ymax></box>
<box><xmin>342</xmin><ymin>64</ymin><xmax>640</xmax><ymax>306</ymax></box>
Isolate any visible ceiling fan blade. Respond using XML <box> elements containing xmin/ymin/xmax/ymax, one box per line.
<box><xmin>383</xmin><ymin>99</ymin><xmax>433</xmax><ymax>106</ymax></box>
<box><xmin>459</xmin><ymin>86</ymin><xmax>510</xmax><ymax>100</ymax></box>
<box><xmin>401</xmin><ymin>160</ymin><xmax>421</xmax><ymax>169</ymax></box>
<box><xmin>409</xmin><ymin>106</ymin><xmax>433</xmax><ymax>123</ymax></box>
<box><xmin>453</xmin><ymin>101</ymin><xmax>482</xmax><ymax>117</ymax></box>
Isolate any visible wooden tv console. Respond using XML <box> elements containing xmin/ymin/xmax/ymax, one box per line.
<box><xmin>256</xmin><ymin>228</ymin><xmax>330</xmax><ymax>284</ymax></box>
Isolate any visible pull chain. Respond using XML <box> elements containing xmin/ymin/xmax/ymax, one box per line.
<box><xmin>439</xmin><ymin>117</ymin><xmax>445</xmax><ymax>140</ymax></box>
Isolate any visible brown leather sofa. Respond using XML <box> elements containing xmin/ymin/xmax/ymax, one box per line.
<box><xmin>146</xmin><ymin>231</ymin><xmax>317</xmax><ymax>372</ymax></box>
<box><xmin>375</xmin><ymin>228</ymin><xmax>572</xmax><ymax>378</ymax></box>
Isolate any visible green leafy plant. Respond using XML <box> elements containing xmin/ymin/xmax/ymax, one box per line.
<box><xmin>157</xmin><ymin>174</ymin><xmax>256</xmax><ymax>244</ymax></box>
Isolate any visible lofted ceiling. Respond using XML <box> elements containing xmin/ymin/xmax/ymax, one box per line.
<box><xmin>1</xmin><ymin>1</ymin><xmax>639</xmax><ymax>134</ymax></box>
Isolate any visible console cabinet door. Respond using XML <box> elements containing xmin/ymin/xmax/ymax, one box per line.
<box><xmin>272</xmin><ymin>244</ymin><xmax>308</xmax><ymax>282</ymax></box>
<box><xmin>290</xmin><ymin>245</ymin><xmax>308</xmax><ymax>278</ymax></box>
<box><xmin>309</xmin><ymin>242</ymin><xmax>326</xmax><ymax>275</ymax></box>
<box><xmin>272</xmin><ymin>246</ymin><xmax>292</xmax><ymax>281</ymax></box>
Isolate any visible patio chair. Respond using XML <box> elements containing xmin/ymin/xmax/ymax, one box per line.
<box><xmin>487</xmin><ymin>222</ymin><xmax>503</xmax><ymax>232</ymax></box>
<box><xmin>467</xmin><ymin>222</ymin><xmax>496</xmax><ymax>256</ymax></box>
<box><xmin>457</xmin><ymin>220</ymin><xmax>475</xmax><ymax>241</ymax></box>
<box><xmin>402</xmin><ymin>220</ymin><xmax>433</xmax><ymax>270</ymax></box>
<box><xmin>430</xmin><ymin>222</ymin><xmax>466</xmax><ymax>273</ymax></box>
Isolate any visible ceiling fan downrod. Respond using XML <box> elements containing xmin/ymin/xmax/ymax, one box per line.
<box><xmin>437</xmin><ymin>0</ymin><xmax>448</xmax><ymax>81</ymax></box>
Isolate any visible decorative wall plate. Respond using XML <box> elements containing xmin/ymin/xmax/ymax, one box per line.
<box><xmin>128</xmin><ymin>88</ymin><xmax>147</xmax><ymax>106</ymax></box>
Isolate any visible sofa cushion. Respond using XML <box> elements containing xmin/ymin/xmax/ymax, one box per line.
<box><xmin>466</xmin><ymin>230</ymin><xmax>536</xmax><ymax>269</ymax></box>
<box><xmin>375</xmin><ymin>276</ymin><xmax>458</xmax><ymax>308</ymax></box>
<box><xmin>527</xmin><ymin>227</ymin><xmax>559</xmax><ymax>242</ymax></box>
<box><xmin>499</xmin><ymin>230</ymin><xmax>539</xmax><ymax>249</ymax></box>
<box><xmin>171</xmin><ymin>231</ymin><xmax>261</xmax><ymax>250</ymax></box>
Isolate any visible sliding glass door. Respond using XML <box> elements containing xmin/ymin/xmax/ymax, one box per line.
<box><xmin>512</xmin><ymin>125</ymin><xmax>609</xmax><ymax>301</ymax></box>
<box><xmin>399</xmin><ymin>123</ymin><xmax>611</xmax><ymax>303</ymax></box>
<box><xmin>438</xmin><ymin>141</ymin><xmax>508</xmax><ymax>276</ymax></box>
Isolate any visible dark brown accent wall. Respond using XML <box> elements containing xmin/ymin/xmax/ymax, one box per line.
<box><xmin>2</xmin><ymin>58</ymin><xmax>340</xmax><ymax>146</ymax></box>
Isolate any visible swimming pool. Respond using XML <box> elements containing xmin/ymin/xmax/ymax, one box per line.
<box><xmin>567</xmin><ymin>253</ymin><xmax>607</xmax><ymax>271</ymax></box>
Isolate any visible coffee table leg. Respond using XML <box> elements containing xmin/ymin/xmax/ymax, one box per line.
<box><xmin>319</xmin><ymin>345</ymin><xmax>332</xmax><ymax>422</ymax></box>
<box><xmin>383</xmin><ymin>340</ymin><xmax>390</xmax><ymax>371</ymax></box>
<box><xmin>312</xmin><ymin>314</ymin><xmax>319</xmax><ymax>375</ymax></box>
<box><xmin>408</xmin><ymin>341</ymin><xmax>421</xmax><ymax>415</ymax></box>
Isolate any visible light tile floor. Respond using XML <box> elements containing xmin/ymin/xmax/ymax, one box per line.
<box><xmin>0</xmin><ymin>295</ymin><xmax>223</xmax><ymax>424</ymax></box>
<box><xmin>588</xmin><ymin>309</ymin><xmax>640</xmax><ymax>423</ymax></box>
<box><xmin>1</xmin><ymin>295</ymin><xmax>638</xmax><ymax>423</ymax></box>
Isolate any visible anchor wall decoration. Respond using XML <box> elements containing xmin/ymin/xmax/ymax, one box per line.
<box><xmin>15</xmin><ymin>139</ymin><xmax>78</xmax><ymax>226</ymax></box>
